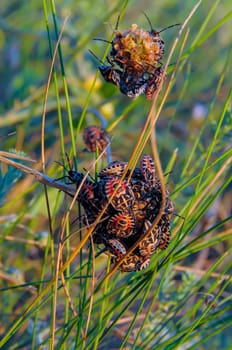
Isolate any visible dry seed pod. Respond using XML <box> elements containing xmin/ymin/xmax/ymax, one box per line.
<box><xmin>83</xmin><ymin>126</ymin><xmax>110</xmax><ymax>153</ymax></box>
<box><xmin>111</xmin><ymin>24</ymin><xmax>164</xmax><ymax>73</ymax></box>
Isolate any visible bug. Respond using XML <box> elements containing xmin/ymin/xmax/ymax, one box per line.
<box><xmin>105</xmin><ymin>238</ymin><xmax>127</xmax><ymax>259</ymax></box>
<box><xmin>113</xmin><ymin>254</ymin><xmax>150</xmax><ymax>272</ymax></box>
<box><xmin>89</xmin><ymin>49</ymin><xmax>123</xmax><ymax>88</ymax></box>
<box><xmin>101</xmin><ymin>176</ymin><xmax>135</xmax><ymax>211</ymax></box>
<box><xmin>98</xmin><ymin>64</ymin><xmax>122</xmax><ymax>87</ymax></box>
<box><xmin>142</xmin><ymin>12</ymin><xmax>165</xmax><ymax>63</ymax></box>
<box><xmin>143</xmin><ymin>12</ymin><xmax>181</xmax><ymax>62</ymax></box>
<box><xmin>164</xmin><ymin>191</ymin><xmax>174</xmax><ymax>219</ymax></box>
<box><xmin>98</xmin><ymin>161</ymin><xmax>128</xmax><ymax>179</ymax></box>
<box><xmin>140</xmin><ymin>154</ymin><xmax>157</xmax><ymax>187</ymax></box>
<box><xmin>78</xmin><ymin>181</ymin><xmax>97</xmax><ymax>207</ymax></box>
<box><xmin>99</xmin><ymin>61</ymin><xmax>149</xmax><ymax>99</ymax></box>
<box><xmin>157</xmin><ymin>215</ymin><xmax>171</xmax><ymax>250</ymax></box>
<box><xmin>139</xmin><ymin>219</ymin><xmax>160</xmax><ymax>257</ymax></box>
<box><xmin>107</xmin><ymin>212</ymin><xmax>135</xmax><ymax>238</ymax></box>
<box><xmin>144</xmin><ymin>66</ymin><xmax>166</xmax><ymax>100</ymax></box>
<box><xmin>119</xmin><ymin>70</ymin><xmax>149</xmax><ymax>98</ymax></box>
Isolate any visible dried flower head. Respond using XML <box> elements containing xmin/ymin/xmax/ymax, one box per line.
<box><xmin>83</xmin><ymin>126</ymin><xmax>110</xmax><ymax>153</ymax></box>
<box><xmin>111</xmin><ymin>24</ymin><xmax>164</xmax><ymax>73</ymax></box>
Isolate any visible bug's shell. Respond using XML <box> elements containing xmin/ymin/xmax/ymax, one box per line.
<box><xmin>132</xmin><ymin>199</ymin><xmax>148</xmax><ymax>230</ymax></box>
<box><xmin>102</xmin><ymin>176</ymin><xmax>135</xmax><ymax>211</ymax></box>
<box><xmin>139</xmin><ymin>220</ymin><xmax>160</xmax><ymax>257</ymax></box>
<box><xmin>105</xmin><ymin>239</ymin><xmax>127</xmax><ymax>259</ymax></box>
<box><xmin>158</xmin><ymin>216</ymin><xmax>171</xmax><ymax>250</ymax></box>
<box><xmin>113</xmin><ymin>254</ymin><xmax>150</xmax><ymax>272</ymax></box>
<box><xmin>99</xmin><ymin>65</ymin><xmax>122</xmax><ymax>86</ymax></box>
<box><xmin>145</xmin><ymin>188</ymin><xmax>174</xmax><ymax>224</ymax></box>
<box><xmin>145</xmin><ymin>66</ymin><xmax>166</xmax><ymax>100</ymax></box>
<box><xmin>98</xmin><ymin>161</ymin><xmax>128</xmax><ymax>179</ymax></box>
<box><xmin>79</xmin><ymin>181</ymin><xmax>96</xmax><ymax>203</ymax></box>
<box><xmin>79</xmin><ymin>182</ymin><xmax>106</xmax><ymax>217</ymax></box>
<box><xmin>130</xmin><ymin>167</ymin><xmax>144</xmax><ymax>181</ymax></box>
<box><xmin>119</xmin><ymin>72</ymin><xmax>148</xmax><ymax>98</ymax></box>
<box><xmin>164</xmin><ymin>193</ymin><xmax>174</xmax><ymax>220</ymax></box>
<box><xmin>140</xmin><ymin>154</ymin><xmax>156</xmax><ymax>187</ymax></box>
<box><xmin>83</xmin><ymin>126</ymin><xmax>110</xmax><ymax>153</ymax></box>
<box><xmin>139</xmin><ymin>257</ymin><xmax>151</xmax><ymax>270</ymax></box>
<box><xmin>107</xmin><ymin>212</ymin><xmax>135</xmax><ymax>238</ymax></box>
<box><xmin>148</xmin><ymin>30</ymin><xmax>165</xmax><ymax>61</ymax></box>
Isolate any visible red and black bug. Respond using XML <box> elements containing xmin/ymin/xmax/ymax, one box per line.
<box><xmin>119</xmin><ymin>70</ymin><xmax>149</xmax><ymax>98</ymax></box>
<box><xmin>78</xmin><ymin>181</ymin><xmax>97</xmax><ymax>208</ymax></box>
<box><xmin>89</xmin><ymin>49</ymin><xmax>122</xmax><ymax>88</ymax></box>
<box><xmin>144</xmin><ymin>66</ymin><xmax>166</xmax><ymax>100</ymax></box>
<box><xmin>101</xmin><ymin>176</ymin><xmax>135</xmax><ymax>211</ymax></box>
<box><xmin>105</xmin><ymin>238</ymin><xmax>127</xmax><ymax>259</ymax></box>
<box><xmin>98</xmin><ymin>161</ymin><xmax>128</xmax><ymax>179</ymax></box>
<box><xmin>139</xmin><ymin>219</ymin><xmax>160</xmax><ymax>257</ymax></box>
<box><xmin>113</xmin><ymin>254</ymin><xmax>150</xmax><ymax>272</ymax></box>
<box><xmin>98</xmin><ymin>64</ymin><xmax>122</xmax><ymax>87</ymax></box>
<box><xmin>110</xmin><ymin>22</ymin><xmax>164</xmax><ymax>72</ymax></box>
<box><xmin>107</xmin><ymin>212</ymin><xmax>135</xmax><ymax>238</ymax></box>
<box><xmin>157</xmin><ymin>215</ymin><xmax>171</xmax><ymax>250</ymax></box>
<box><xmin>140</xmin><ymin>154</ymin><xmax>157</xmax><ymax>187</ymax></box>
<box><xmin>142</xmin><ymin>12</ymin><xmax>165</xmax><ymax>63</ymax></box>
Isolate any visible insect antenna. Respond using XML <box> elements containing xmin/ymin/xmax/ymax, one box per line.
<box><xmin>54</xmin><ymin>152</ymin><xmax>76</xmax><ymax>182</ymax></box>
<box><xmin>173</xmin><ymin>213</ymin><xmax>185</xmax><ymax>220</ymax></box>
<box><xmin>65</xmin><ymin>152</ymin><xmax>73</xmax><ymax>171</ymax></box>
<box><xmin>93</xmin><ymin>38</ymin><xmax>112</xmax><ymax>44</ymax></box>
<box><xmin>82</xmin><ymin>167</ymin><xmax>96</xmax><ymax>182</ymax></box>
<box><xmin>53</xmin><ymin>160</ymin><xmax>70</xmax><ymax>182</ymax></box>
<box><xmin>142</xmin><ymin>11</ymin><xmax>153</xmax><ymax>31</ymax></box>
<box><xmin>159</xmin><ymin>23</ymin><xmax>181</xmax><ymax>34</ymax></box>
<box><xmin>88</xmin><ymin>49</ymin><xmax>105</xmax><ymax>65</ymax></box>
<box><xmin>54</xmin><ymin>160</ymin><xmax>66</xmax><ymax>169</ymax></box>
<box><xmin>142</xmin><ymin>11</ymin><xmax>181</xmax><ymax>34</ymax></box>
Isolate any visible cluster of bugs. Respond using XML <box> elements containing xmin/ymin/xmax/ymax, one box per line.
<box><xmin>67</xmin><ymin>154</ymin><xmax>174</xmax><ymax>272</ymax></box>
<box><xmin>96</xmin><ymin>15</ymin><xmax>168</xmax><ymax>99</ymax></box>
